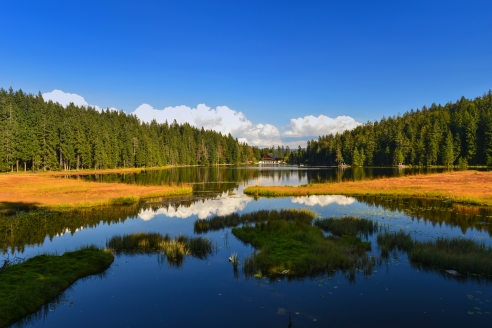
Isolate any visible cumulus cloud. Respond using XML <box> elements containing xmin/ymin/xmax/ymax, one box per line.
<box><xmin>291</xmin><ymin>195</ymin><xmax>356</xmax><ymax>206</ymax></box>
<box><xmin>42</xmin><ymin>89</ymin><xmax>118</xmax><ymax>112</ymax></box>
<box><xmin>283</xmin><ymin>115</ymin><xmax>362</xmax><ymax>138</ymax></box>
<box><xmin>43</xmin><ymin>90</ymin><xmax>88</xmax><ymax>107</ymax></box>
<box><xmin>132</xmin><ymin>103</ymin><xmax>282</xmax><ymax>147</ymax></box>
<box><xmin>137</xmin><ymin>192</ymin><xmax>251</xmax><ymax>220</ymax></box>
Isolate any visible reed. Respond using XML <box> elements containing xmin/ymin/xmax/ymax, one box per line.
<box><xmin>377</xmin><ymin>231</ymin><xmax>414</xmax><ymax>256</ymax></box>
<box><xmin>0</xmin><ymin>245</ymin><xmax>113</xmax><ymax>327</ymax></box>
<box><xmin>230</xmin><ymin>252</ymin><xmax>239</xmax><ymax>278</ymax></box>
<box><xmin>106</xmin><ymin>232</ymin><xmax>214</xmax><ymax>267</ymax></box>
<box><xmin>377</xmin><ymin>231</ymin><xmax>492</xmax><ymax>275</ymax></box>
<box><xmin>314</xmin><ymin>216</ymin><xmax>379</xmax><ymax>238</ymax></box>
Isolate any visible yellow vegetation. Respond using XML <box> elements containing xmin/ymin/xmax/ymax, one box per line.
<box><xmin>244</xmin><ymin>171</ymin><xmax>492</xmax><ymax>206</ymax></box>
<box><xmin>0</xmin><ymin>173</ymin><xmax>192</xmax><ymax>209</ymax></box>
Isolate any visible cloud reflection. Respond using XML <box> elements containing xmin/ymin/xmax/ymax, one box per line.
<box><xmin>291</xmin><ymin>195</ymin><xmax>356</xmax><ymax>206</ymax></box>
<box><xmin>138</xmin><ymin>192</ymin><xmax>251</xmax><ymax>220</ymax></box>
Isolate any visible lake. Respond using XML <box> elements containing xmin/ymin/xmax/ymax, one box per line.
<box><xmin>3</xmin><ymin>166</ymin><xmax>492</xmax><ymax>327</ymax></box>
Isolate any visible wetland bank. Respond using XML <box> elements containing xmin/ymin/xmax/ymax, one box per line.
<box><xmin>2</xmin><ymin>166</ymin><xmax>492</xmax><ymax>327</ymax></box>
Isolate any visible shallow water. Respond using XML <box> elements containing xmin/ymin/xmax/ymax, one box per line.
<box><xmin>3</xmin><ymin>166</ymin><xmax>492</xmax><ymax>327</ymax></box>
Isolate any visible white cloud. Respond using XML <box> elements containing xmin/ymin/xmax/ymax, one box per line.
<box><xmin>43</xmin><ymin>90</ymin><xmax>88</xmax><ymax>107</ymax></box>
<box><xmin>283</xmin><ymin>115</ymin><xmax>362</xmax><ymax>138</ymax></box>
<box><xmin>132</xmin><ymin>103</ymin><xmax>282</xmax><ymax>147</ymax></box>
<box><xmin>42</xmin><ymin>89</ymin><xmax>118</xmax><ymax>112</ymax></box>
<box><xmin>137</xmin><ymin>192</ymin><xmax>251</xmax><ymax>220</ymax></box>
<box><xmin>291</xmin><ymin>195</ymin><xmax>356</xmax><ymax>206</ymax></box>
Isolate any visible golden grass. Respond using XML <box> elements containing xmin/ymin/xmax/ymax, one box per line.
<box><xmin>6</xmin><ymin>166</ymin><xmax>175</xmax><ymax>177</ymax></box>
<box><xmin>0</xmin><ymin>173</ymin><xmax>192</xmax><ymax>209</ymax></box>
<box><xmin>244</xmin><ymin>171</ymin><xmax>492</xmax><ymax>206</ymax></box>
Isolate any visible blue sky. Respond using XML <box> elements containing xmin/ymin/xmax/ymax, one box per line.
<box><xmin>1</xmin><ymin>1</ymin><xmax>491</xmax><ymax>147</ymax></box>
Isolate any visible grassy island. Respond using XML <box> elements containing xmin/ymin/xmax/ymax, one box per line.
<box><xmin>198</xmin><ymin>210</ymin><xmax>378</xmax><ymax>278</ymax></box>
<box><xmin>0</xmin><ymin>246</ymin><xmax>114</xmax><ymax>327</ymax></box>
<box><xmin>244</xmin><ymin>170</ymin><xmax>492</xmax><ymax>206</ymax></box>
<box><xmin>233</xmin><ymin>219</ymin><xmax>375</xmax><ymax>278</ymax></box>
<box><xmin>0</xmin><ymin>173</ymin><xmax>192</xmax><ymax>210</ymax></box>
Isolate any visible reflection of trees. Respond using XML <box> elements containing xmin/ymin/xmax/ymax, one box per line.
<box><xmin>356</xmin><ymin>196</ymin><xmax>492</xmax><ymax>236</ymax></box>
<box><xmin>62</xmin><ymin>167</ymin><xmax>457</xmax><ymax>191</ymax></box>
<box><xmin>0</xmin><ymin>195</ymin><xmax>222</xmax><ymax>254</ymax></box>
<box><xmin>0</xmin><ymin>205</ymin><xmax>141</xmax><ymax>254</ymax></box>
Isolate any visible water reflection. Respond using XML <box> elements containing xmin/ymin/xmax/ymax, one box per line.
<box><xmin>0</xmin><ymin>206</ymin><xmax>141</xmax><ymax>254</ymax></box>
<box><xmin>355</xmin><ymin>196</ymin><xmax>492</xmax><ymax>236</ymax></box>
<box><xmin>138</xmin><ymin>192</ymin><xmax>251</xmax><ymax>220</ymax></box>
<box><xmin>63</xmin><ymin>165</ymin><xmax>463</xmax><ymax>190</ymax></box>
<box><xmin>292</xmin><ymin>195</ymin><xmax>356</xmax><ymax>206</ymax></box>
<box><xmin>6</xmin><ymin>167</ymin><xmax>492</xmax><ymax>328</ymax></box>
<box><xmin>2</xmin><ymin>191</ymin><xmax>492</xmax><ymax>255</ymax></box>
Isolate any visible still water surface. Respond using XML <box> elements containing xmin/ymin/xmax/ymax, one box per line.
<box><xmin>4</xmin><ymin>166</ymin><xmax>492</xmax><ymax>327</ymax></box>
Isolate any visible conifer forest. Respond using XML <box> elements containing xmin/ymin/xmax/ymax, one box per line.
<box><xmin>0</xmin><ymin>88</ymin><xmax>262</xmax><ymax>172</ymax></box>
<box><xmin>290</xmin><ymin>92</ymin><xmax>492</xmax><ymax>167</ymax></box>
<box><xmin>1</xmin><ymin>88</ymin><xmax>491</xmax><ymax>172</ymax></box>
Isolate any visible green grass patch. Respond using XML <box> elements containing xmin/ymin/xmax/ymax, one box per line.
<box><xmin>194</xmin><ymin>208</ymin><xmax>316</xmax><ymax>234</ymax></box>
<box><xmin>314</xmin><ymin>216</ymin><xmax>379</xmax><ymax>238</ymax></box>
<box><xmin>109</xmin><ymin>196</ymin><xmax>139</xmax><ymax>205</ymax></box>
<box><xmin>193</xmin><ymin>208</ymin><xmax>316</xmax><ymax>234</ymax></box>
<box><xmin>377</xmin><ymin>231</ymin><xmax>492</xmax><ymax>275</ymax></box>
<box><xmin>107</xmin><ymin>232</ymin><xmax>214</xmax><ymax>267</ymax></box>
<box><xmin>0</xmin><ymin>245</ymin><xmax>114</xmax><ymax>327</ymax></box>
<box><xmin>232</xmin><ymin>215</ymin><xmax>375</xmax><ymax>279</ymax></box>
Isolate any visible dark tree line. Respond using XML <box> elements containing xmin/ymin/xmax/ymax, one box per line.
<box><xmin>292</xmin><ymin>92</ymin><xmax>492</xmax><ymax>167</ymax></box>
<box><xmin>0</xmin><ymin>88</ymin><xmax>260</xmax><ymax>172</ymax></box>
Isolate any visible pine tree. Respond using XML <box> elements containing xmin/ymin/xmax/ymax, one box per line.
<box><xmin>443</xmin><ymin>131</ymin><xmax>454</xmax><ymax>166</ymax></box>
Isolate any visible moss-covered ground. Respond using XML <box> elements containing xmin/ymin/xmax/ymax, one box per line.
<box><xmin>0</xmin><ymin>246</ymin><xmax>114</xmax><ymax>327</ymax></box>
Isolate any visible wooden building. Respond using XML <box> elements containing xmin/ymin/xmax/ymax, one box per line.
<box><xmin>259</xmin><ymin>153</ymin><xmax>283</xmax><ymax>164</ymax></box>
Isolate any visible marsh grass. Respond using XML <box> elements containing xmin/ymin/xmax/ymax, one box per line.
<box><xmin>0</xmin><ymin>245</ymin><xmax>113</xmax><ymax>327</ymax></box>
<box><xmin>107</xmin><ymin>232</ymin><xmax>213</xmax><ymax>267</ymax></box>
<box><xmin>194</xmin><ymin>208</ymin><xmax>316</xmax><ymax>234</ymax></box>
<box><xmin>232</xmin><ymin>215</ymin><xmax>375</xmax><ymax>279</ymax></box>
<box><xmin>314</xmin><ymin>216</ymin><xmax>379</xmax><ymax>238</ymax></box>
<box><xmin>109</xmin><ymin>196</ymin><xmax>139</xmax><ymax>205</ymax></box>
<box><xmin>377</xmin><ymin>231</ymin><xmax>492</xmax><ymax>275</ymax></box>
<box><xmin>230</xmin><ymin>252</ymin><xmax>239</xmax><ymax>278</ymax></box>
